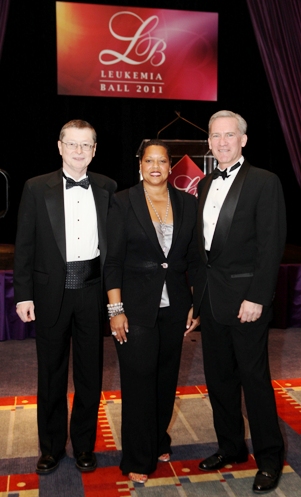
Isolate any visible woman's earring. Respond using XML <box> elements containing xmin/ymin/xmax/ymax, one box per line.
<box><xmin>169</xmin><ymin>169</ymin><xmax>172</xmax><ymax>175</ymax></box>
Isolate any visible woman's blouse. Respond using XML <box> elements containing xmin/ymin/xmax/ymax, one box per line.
<box><xmin>153</xmin><ymin>221</ymin><xmax>173</xmax><ymax>307</ymax></box>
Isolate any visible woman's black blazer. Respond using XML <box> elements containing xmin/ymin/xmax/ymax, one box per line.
<box><xmin>104</xmin><ymin>181</ymin><xmax>200</xmax><ymax>328</ymax></box>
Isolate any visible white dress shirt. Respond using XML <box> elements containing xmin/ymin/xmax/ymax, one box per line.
<box><xmin>63</xmin><ymin>170</ymin><xmax>99</xmax><ymax>262</ymax></box>
<box><xmin>203</xmin><ymin>157</ymin><xmax>244</xmax><ymax>250</ymax></box>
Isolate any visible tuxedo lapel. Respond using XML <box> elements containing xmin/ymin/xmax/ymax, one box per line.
<box><xmin>130</xmin><ymin>183</ymin><xmax>164</xmax><ymax>257</ymax></box>
<box><xmin>197</xmin><ymin>175</ymin><xmax>213</xmax><ymax>263</ymax></box>
<box><xmin>44</xmin><ymin>169</ymin><xmax>66</xmax><ymax>263</ymax></box>
<box><xmin>168</xmin><ymin>184</ymin><xmax>183</xmax><ymax>255</ymax></box>
<box><xmin>89</xmin><ymin>173</ymin><xmax>110</xmax><ymax>265</ymax></box>
<box><xmin>210</xmin><ymin>161</ymin><xmax>250</xmax><ymax>261</ymax></box>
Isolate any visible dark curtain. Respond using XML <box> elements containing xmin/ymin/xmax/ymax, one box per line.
<box><xmin>247</xmin><ymin>0</ymin><xmax>301</xmax><ymax>187</ymax></box>
<box><xmin>0</xmin><ymin>0</ymin><xmax>10</xmax><ymax>59</ymax></box>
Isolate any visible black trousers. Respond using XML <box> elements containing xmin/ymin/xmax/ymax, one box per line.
<box><xmin>200</xmin><ymin>287</ymin><xmax>284</xmax><ymax>471</ymax></box>
<box><xmin>35</xmin><ymin>282</ymin><xmax>103</xmax><ymax>457</ymax></box>
<box><xmin>116</xmin><ymin>306</ymin><xmax>186</xmax><ymax>475</ymax></box>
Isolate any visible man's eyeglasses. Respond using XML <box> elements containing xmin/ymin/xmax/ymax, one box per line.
<box><xmin>61</xmin><ymin>141</ymin><xmax>94</xmax><ymax>151</ymax></box>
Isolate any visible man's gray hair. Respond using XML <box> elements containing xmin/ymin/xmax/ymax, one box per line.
<box><xmin>209</xmin><ymin>110</ymin><xmax>247</xmax><ymax>135</ymax></box>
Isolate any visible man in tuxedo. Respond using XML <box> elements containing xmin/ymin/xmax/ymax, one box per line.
<box><xmin>193</xmin><ymin>110</ymin><xmax>286</xmax><ymax>494</ymax></box>
<box><xmin>14</xmin><ymin>119</ymin><xmax>116</xmax><ymax>475</ymax></box>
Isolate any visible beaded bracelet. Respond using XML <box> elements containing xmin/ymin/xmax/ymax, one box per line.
<box><xmin>107</xmin><ymin>302</ymin><xmax>125</xmax><ymax>318</ymax></box>
<box><xmin>108</xmin><ymin>309</ymin><xmax>125</xmax><ymax>319</ymax></box>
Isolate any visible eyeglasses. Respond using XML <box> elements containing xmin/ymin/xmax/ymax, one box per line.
<box><xmin>61</xmin><ymin>141</ymin><xmax>94</xmax><ymax>151</ymax></box>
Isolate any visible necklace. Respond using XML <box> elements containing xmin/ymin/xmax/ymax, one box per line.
<box><xmin>144</xmin><ymin>188</ymin><xmax>170</xmax><ymax>232</ymax></box>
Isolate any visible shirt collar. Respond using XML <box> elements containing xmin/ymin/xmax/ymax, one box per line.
<box><xmin>217</xmin><ymin>156</ymin><xmax>244</xmax><ymax>175</ymax></box>
<box><xmin>62</xmin><ymin>168</ymin><xmax>88</xmax><ymax>182</ymax></box>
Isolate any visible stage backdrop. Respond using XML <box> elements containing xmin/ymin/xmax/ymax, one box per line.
<box><xmin>56</xmin><ymin>2</ymin><xmax>218</xmax><ymax>101</ymax></box>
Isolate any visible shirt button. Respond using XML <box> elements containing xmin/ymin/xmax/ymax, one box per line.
<box><xmin>161</xmin><ymin>263</ymin><xmax>168</xmax><ymax>268</ymax></box>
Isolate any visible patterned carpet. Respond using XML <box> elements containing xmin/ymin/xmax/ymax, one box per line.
<box><xmin>1</xmin><ymin>377</ymin><xmax>301</xmax><ymax>496</ymax></box>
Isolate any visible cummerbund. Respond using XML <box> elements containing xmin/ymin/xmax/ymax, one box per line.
<box><xmin>65</xmin><ymin>256</ymin><xmax>100</xmax><ymax>289</ymax></box>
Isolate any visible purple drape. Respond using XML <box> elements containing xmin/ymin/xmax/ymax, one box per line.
<box><xmin>246</xmin><ymin>0</ymin><xmax>301</xmax><ymax>187</ymax></box>
<box><xmin>0</xmin><ymin>270</ymin><xmax>36</xmax><ymax>340</ymax></box>
<box><xmin>0</xmin><ymin>0</ymin><xmax>10</xmax><ymax>60</ymax></box>
<box><xmin>273</xmin><ymin>265</ymin><xmax>301</xmax><ymax>329</ymax></box>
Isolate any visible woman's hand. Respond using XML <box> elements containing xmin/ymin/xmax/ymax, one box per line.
<box><xmin>110</xmin><ymin>313</ymin><xmax>129</xmax><ymax>344</ymax></box>
<box><xmin>184</xmin><ymin>307</ymin><xmax>200</xmax><ymax>336</ymax></box>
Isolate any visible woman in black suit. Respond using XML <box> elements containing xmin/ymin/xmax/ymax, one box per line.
<box><xmin>104</xmin><ymin>139</ymin><xmax>200</xmax><ymax>483</ymax></box>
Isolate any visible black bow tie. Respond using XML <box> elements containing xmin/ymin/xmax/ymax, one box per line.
<box><xmin>63</xmin><ymin>173</ymin><xmax>90</xmax><ymax>190</ymax></box>
<box><xmin>212</xmin><ymin>162</ymin><xmax>241</xmax><ymax>180</ymax></box>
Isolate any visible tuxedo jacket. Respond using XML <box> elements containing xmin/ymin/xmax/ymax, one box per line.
<box><xmin>14</xmin><ymin>169</ymin><xmax>117</xmax><ymax>327</ymax></box>
<box><xmin>193</xmin><ymin>160</ymin><xmax>286</xmax><ymax>325</ymax></box>
<box><xmin>104</xmin><ymin>181</ymin><xmax>200</xmax><ymax>328</ymax></box>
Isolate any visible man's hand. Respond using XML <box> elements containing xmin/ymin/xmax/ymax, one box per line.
<box><xmin>16</xmin><ymin>302</ymin><xmax>36</xmax><ymax>322</ymax></box>
<box><xmin>237</xmin><ymin>300</ymin><xmax>262</xmax><ymax>323</ymax></box>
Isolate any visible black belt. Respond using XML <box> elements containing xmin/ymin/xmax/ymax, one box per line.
<box><xmin>65</xmin><ymin>256</ymin><xmax>100</xmax><ymax>289</ymax></box>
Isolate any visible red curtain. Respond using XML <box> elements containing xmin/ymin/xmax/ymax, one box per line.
<box><xmin>0</xmin><ymin>0</ymin><xmax>10</xmax><ymax>60</ymax></box>
<box><xmin>246</xmin><ymin>0</ymin><xmax>301</xmax><ymax>186</ymax></box>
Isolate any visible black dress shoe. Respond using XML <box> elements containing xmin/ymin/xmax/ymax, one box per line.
<box><xmin>75</xmin><ymin>452</ymin><xmax>97</xmax><ymax>472</ymax></box>
<box><xmin>36</xmin><ymin>451</ymin><xmax>65</xmax><ymax>475</ymax></box>
<box><xmin>253</xmin><ymin>470</ymin><xmax>281</xmax><ymax>494</ymax></box>
<box><xmin>199</xmin><ymin>452</ymin><xmax>248</xmax><ymax>471</ymax></box>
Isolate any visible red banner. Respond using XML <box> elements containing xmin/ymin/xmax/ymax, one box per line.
<box><xmin>56</xmin><ymin>3</ymin><xmax>218</xmax><ymax>100</ymax></box>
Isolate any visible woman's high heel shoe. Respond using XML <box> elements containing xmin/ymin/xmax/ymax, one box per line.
<box><xmin>158</xmin><ymin>453</ymin><xmax>170</xmax><ymax>462</ymax></box>
<box><xmin>128</xmin><ymin>472</ymin><xmax>148</xmax><ymax>484</ymax></box>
